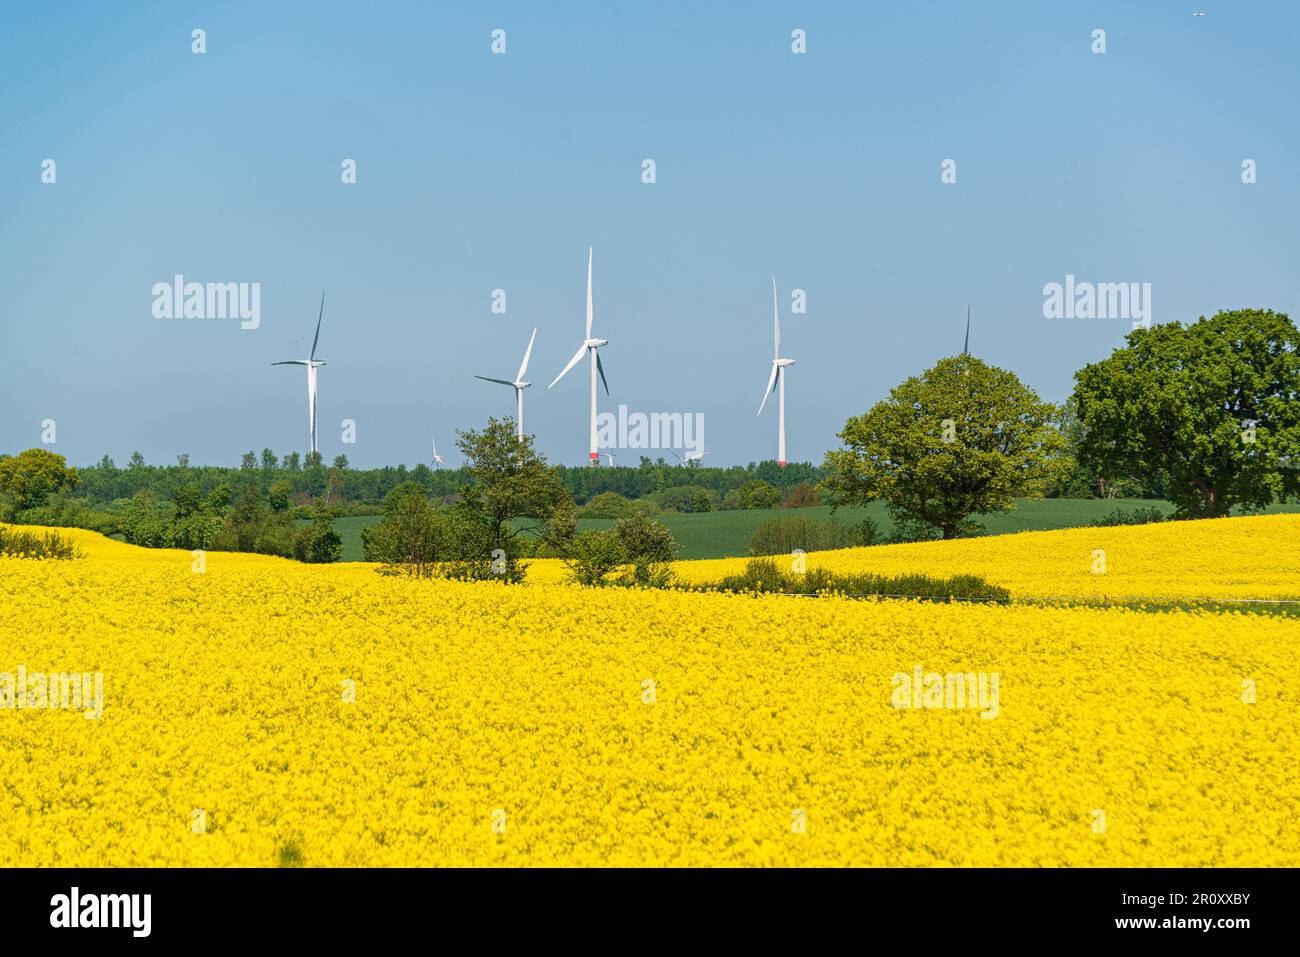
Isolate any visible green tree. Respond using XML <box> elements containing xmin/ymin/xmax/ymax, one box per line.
<box><xmin>823</xmin><ymin>356</ymin><xmax>1067</xmax><ymax>539</ymax></box>
<box><xmin>261</xmin><ymin>448</ymin><xmax>278</xmax><ymax>470</ymax></box>
<box><xmin>362</xmin><ymin>483</ymin><xmax>450</xmax><ymax>576</ymax></box>
<box><xmin>207</xmin><ymin>483</ymin><xmax>231</xmax><ymax>512</ymax></box>
<box><xmin>1073</xmin><ymin>309</ymin><xmax>1300</xmax><ymax>517</ymax></box>
<box><xmin>128</xmin><ymin>451</ymin><xmax>146</xmax><ymax>470</ymax></box>
<box><xmin>172</xmin><ymin>483</ymin><xmax>203</xmax><ymax>518</ymax></box>
<box><xmin>566</xmin><ymin>529</ymin><xmax>626</xmax><ymax>586</ymax></box>
<box><xmin>566</xmin><ymin>513</ymin><xmax>678</xmax><ymax>587</ymax></box>
<box><xmin>722</xmin><ymin>479</ymin><xmax>780</xmax><ymax>510</ymax></box>
<box><xmin>455</xmin><ymin>418</ymin><xmax>570</xmax><ymax>557</ymax></box>
<box><xmin>267</xmin><ymin>480</ymin><xmax>293</xmax><ymax>513</ymax></box>
<box><xmin>0</xmin><ymin>448</ymin><xmax>80</xmax><ymax>510</ymax></box>
<box><xmin>297</xmin><ymin>497</ymin><xmax>342</xmax><ymax>563</ymax></box>
<box><xmin>219</xmin><ymin>485</ymin><xmax>265</xmax><ymax>552</ymax></box>
<box><xmin>613</xmin><ymin>511</ymin><xmax>678</xmax><ymax>586</ymax></box>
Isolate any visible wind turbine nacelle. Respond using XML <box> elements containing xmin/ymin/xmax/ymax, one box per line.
<box><xmin>775</xmin><ymin>358</ymin><xmax>796</xmax><ymax>367</ymax></box>
<box><xmin>584</xmin><ymin>338</ymin><xmax>608</xmax><ymax>348</ymax></box>
<box><xmin>515</xmin><ymin>380</ymin><xmax>531</xmax><ymax>389</ymax></box>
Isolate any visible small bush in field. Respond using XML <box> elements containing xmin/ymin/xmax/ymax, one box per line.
<box><xmin>1089</xmin><ymin>506</ymin><xmax>1167</xmax><ymax>528</ymax></box>
<box><xmin>708</xmin><ymin>557</ymin><xmax>1009</xmax><ymax>603</ymax></box>
<box><xmin>0</xmin><ymin>525</ymin><xmax>80</xmax><ymax>560</ymax></box>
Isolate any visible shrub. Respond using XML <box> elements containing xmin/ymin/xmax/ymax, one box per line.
<box><xmin>566</xmin><ymin>529</ymin><xmax>627</xmax><ymax>586</ymax></box>
<box><xmin>0</xmin><ymin>525</ymin><xmax>80</xmax><ymax>560</ymax></box>
<box><xmin>297</xmin><ymin>504</ymin><xmax>342</xmax><ymax>564</ymax></box>
<box><xmin>581</xmin><ymin>491</ymin><xmax>636</xmax><ymax>519</ymax></box>
<box><xmin>650</xmin><ymin>485</ymin><xmax>716</xmax><ymax>513</ymax></box>
<box><xmin>707</xmin><ymin>557</ymin><xmax>1010</xmax><ymax>603</ymax></box>
<box><xmin>614</xmin><ymin>512</ymin><xmax>678</xmax><ymax>587</ymax></box>
<box><xmin>781</xmin><ymin>482</ymin><xmax>822</xmax><ymax>508</ymax></box>
<box><xmin>171</xmin><ymin>511</ymin><xmax>223</xmax><ymax>550</ymax></box>
<box><xmin>363</xmin><ymin>484</ymin><xmax>452</xmax><ymax>577</ymax></box>
<box><xmin>722</xmin><ymin>480</ymin><xmax>781</xmax><ymax>510</ymax></box>
<box><xmin>629</xmin><ymin>498</ymin><xmax>662</xmax><ymax>517</ymax></box>
<box><xmin>267</xmin><ymin>480</ymin><xmax>293</xmax><ymax>513</ymax></box>
<box><xmin>567</xmin><ymin>514</ymin><xmax>679</xmax><ymax>587</ymax></box>
<box><xmin>1089</xmin><ymin>506</ymin><xmax>1167</xmax><ymax>528</ymax></box>
<box><xmin>748</xmin><ymin>516</ymin><xmax>852</xmax><ymax>556</ymax></box>
<box><xmin>747</xmin><ymin>515</ymin><xmax>879</xmax><ymax>556</ymax></box>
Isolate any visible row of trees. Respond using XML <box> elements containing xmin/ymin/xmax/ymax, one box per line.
<box><xmin>54</xmin><ymin>452</ymin><xmax>826</xmax><ymax>513</ymax></box>
<box><xmin>823</xmin><ymin>309</ymin><xmax>1300</xmax><ymax>537</ymax></box>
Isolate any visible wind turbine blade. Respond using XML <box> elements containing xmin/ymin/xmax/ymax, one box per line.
<box><xmin>964</xmin><ymin>305</ymin><xmax>971</xmax><ymax>356</ymax></box>
<box><xmin>772</xmin><ymin>277</ymin><xmax>780</xmax><ymax>359</ymax></box>
<box><xmin>272</xmin><ymin>360</ymin><xmax>309</xmax><ymax>366</ymax></box>
<box><xmin>757</xmin><ymin>362</ymin><xmax>779</xmax><ymax>416</ymax></box>
<box><xmin>585</xmin><ymin>247</ymin><xmax>594</xmax><ymax>338</ymax></box>
<box><xmin>475</xmin><ymin>376</ymin><xmax>516</xmax><ymax>387</ymax></box>
<box><xmin>517</xmin><ymin>328</ymin><xmax>537</xmax><ymax>382</ymax></box>
<box><xmin>310</xmin><ymin>291</ymin><xmax>324</xmax><ymax>361</ymax></box>
<box><xmin>596</xmin><ymin>350</ymin><xmax>609</xmax><ymax>396</ymax></box>
<box><xmin>549</xmin><ymin>343</ymin><xmax>588</xmax><ymax>388</ymax></box>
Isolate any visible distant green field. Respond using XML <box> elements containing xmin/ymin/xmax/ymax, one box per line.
<box><xmin>332</xmin><ymin>515</ymin><xmax>381</xmax><ymax>562</ymax></box>
<box><xmin>332</xmin><ymin>498</ymin><xmax>1300</xmax><ymax>562</ymax></box>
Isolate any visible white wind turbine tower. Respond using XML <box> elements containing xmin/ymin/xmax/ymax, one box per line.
<box><xmin>757</xmin><ymin>277</ymin><xmax>796</xmax><ymax>465</ymax></box>
<box><xmin>431</xmin><ymin>435</ymin><xmax>446</xmax><ymax>468</ymax></box>
<box><xmin>549</xmin><ymin>247</ymin><xmax>609</xmax><ymax>464</ymax></box>
<box><xmin>475</xmin><ymin>328</ymin><xmax>538</xmax><ymax>441</ymax></box>
<box><xmin>272</xmin><ymin>292</ymin><xmax>328</xmax><ymax>456</ymax></box>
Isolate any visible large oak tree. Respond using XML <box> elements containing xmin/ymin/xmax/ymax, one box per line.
<box><xmin>822</xmin><ymin>356</ymin><xmax>1066</xmax><ymax>539</ymax></box>
<box><xmin>1072</xmin><ymin>309</ymin><xmax>1300</xmax><ymax>518</ymax></box>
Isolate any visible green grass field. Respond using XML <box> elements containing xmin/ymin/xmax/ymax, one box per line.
<box><xmin>331</xmin><ymin>498</ymin><xmax>1300</xmax><ymax>562</ymax></box>
<box><xmin>568</xmin><ymin>498</ymin><xmax>1169</xmax><ymax>560</ymax></box>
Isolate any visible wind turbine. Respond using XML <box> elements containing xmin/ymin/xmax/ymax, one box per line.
<box><xmin>432</xmin><ymin>435</ymin><xmax>446</xmax><ymax>468</ymax></box>
<box><xmin>670</xmin><ymin>449</ymin><xmax>709</xmax><ymax>465</ymax></box>
<box><xmin>963</xmin><ymin>304</ymin><xmax>971</xmax><ymax>355</ymax></box>
<box><xmin>602</xmin><ymin>450</ymin><xmax>616</xmax><ymax>467</ymax></box>
<box><xmin>272</xmin><ymin>292</ymin><xmax>327</xmax><ymax>456</ymax></box>
<box><xmin>549</xmin><ymin>247</ymin><xmax>609</xmax><ymax>464</ymax></box>
<box><xmin>475</xmin><ymin>328</ymin><xmax>537</xmax><ymax>441</ymax></box>
<box><xmin>756</xmin><ymin>277</ymin><xmax>795</xmax><ymax>465</ymax></box>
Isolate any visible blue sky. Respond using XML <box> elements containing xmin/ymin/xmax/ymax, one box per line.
<box><xmin>2</xmin><ymin>1</ymin><xmax>1297</xmax><ymax>468</ymax></box>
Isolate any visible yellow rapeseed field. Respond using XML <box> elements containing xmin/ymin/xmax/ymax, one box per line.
<box><xmin>664</xmin><ymin>512</ymin><xmax>1300</xmax><ymax>599</ymax></box>
<box><xmin>1</xmin><ymin>518</ymin><xmax>1296</xmax><ymax>867</ymax></box>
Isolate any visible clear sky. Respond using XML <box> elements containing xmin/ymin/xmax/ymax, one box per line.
<box><xmin>2</xmin><ymin>1</ymin><xmax>1297</xmax><ymax>468</ymax></box>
